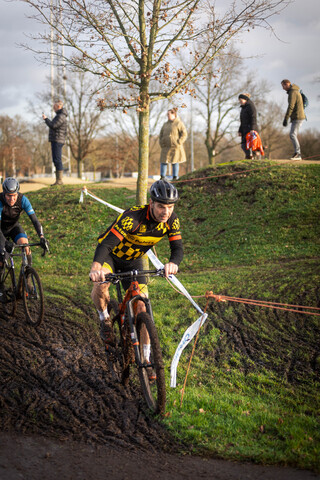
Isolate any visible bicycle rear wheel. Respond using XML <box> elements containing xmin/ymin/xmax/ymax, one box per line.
<box><xmin>1</xmin><ymin>264</ymin><xmax>17</xmax><ymax>317</ymax></box>
<box><xmin>22</xmin><ymin>267</ymin><xmax>44</xmax><ymax>326</ymax></box>
<box><xmin>136</xmin><ymin>312</ymin><xmax>166</xmax><ymax>415</ymax></box>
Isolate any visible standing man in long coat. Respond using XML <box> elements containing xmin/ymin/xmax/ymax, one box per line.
<box><xmin>159</xmin><ymin>108</ymin><xmax>188</xmax><ymax>180</ymax></box>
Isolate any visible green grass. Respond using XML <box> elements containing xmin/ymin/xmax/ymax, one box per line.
<box><xmin>21</xmin><ymin>161</ymin><xmax>320</xmax><ymax>472</ymax></box>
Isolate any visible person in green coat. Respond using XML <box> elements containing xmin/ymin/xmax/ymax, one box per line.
<box><xmin>159</xmin><ymin>108</ymin><xmax>188</xmax><ymax>180</ymax></box>
<box><xmin>281</xmin><ymin>79</ymin><xmax>306</xmax><ymax>160</ymax></box>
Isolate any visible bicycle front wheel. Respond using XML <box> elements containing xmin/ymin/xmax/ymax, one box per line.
<box><xmin>1</xmin><ymin>264</ymin><xmax>17</xmax><ymax>317</ymax></box>
<box><xmin>106</xmin><ymin>299</ymin><xmax>126</xmax><ymax>383</ymax></box>
<box><xmin>136</xmin><ymin>312</ymin><xmax>166</xmax><ymax>415</ymax></box>
<box><xmin>22</xmin><ymin>267</ymin><xmax>44</xmax><ymax>326</ymax></box>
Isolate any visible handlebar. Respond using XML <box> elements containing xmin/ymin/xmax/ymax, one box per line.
<box><xmin>11</xmin><ymin>241</ymin><xmax>50</xmax><ymax>257</ymax></box>
<box><xmin>103</xmin><ymin>268</ymin><xmax>165</xmax><ymax>284</ymax></box>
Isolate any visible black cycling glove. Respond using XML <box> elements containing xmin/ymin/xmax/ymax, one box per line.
<box><xmin>40</xmin><ymin>236</ymin><xmax>48</xmax><ymax>250</ymax></box>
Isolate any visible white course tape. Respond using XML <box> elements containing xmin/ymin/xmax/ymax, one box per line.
<box><xmin>170</xmin><ymin>313</ymin><xmax>208</xmax><ymax>388</ymax></box>
<box><xmin>80</xmin><ymin>187</ymin><xmax>208</xmax><ymax>387</ymax></box>
<box><xmin>79</xmin><ymin>187</ymin><xmax>123</xmax><ymax>214</ymax></box>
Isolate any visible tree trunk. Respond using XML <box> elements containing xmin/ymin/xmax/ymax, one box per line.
<box><xmin>77</xmin><ymin>158</ymin><xmax>82</xmax><ymax>178</ymax></box>
<box><xmin>136</xmin><ymin>107</ymin><xmax>150</xmax><ymax>205</ymax></box>
<box><xmin>137</xmin><ymin>91</ymin><xmax>150</xmax><ymax>269</ymax></box>
<box><xmin>2</xmin><ymin>158</ymin><xmax>6</xmax><ymax>180</ymax></box>
<box><xmin>205</xmin><ymin>130</ymin><xmax>214</xmax><ymax>166</ymax></box>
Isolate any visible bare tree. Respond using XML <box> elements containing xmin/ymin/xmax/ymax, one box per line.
<box><xmin>255</xmin><ymin>100</ymin><xmax>284</xmax><ymax>159</ymax></box>
<box><xmin>192</xmin><ymin>42</ymin><xmax>276</xmax><ymax>164</ymax></box>
<box><xmin>23</xmin><ymin>0</ymin><xmax>290</xmax><ymax>202</ymax></box>
<box><xmin>108</xmin><ymin>97</ymin><xmax>169</xmax><ymax>177</ymax></box>
<box><xmin>192</xmin><ymin>45</ymin><xmax>243</xmax><ymax>164</ymax></box>
<box><xmin>31</xmin><ymin>72</ymin><xmax>107</xmax><ymax>177</ymax></box>
<box><xmin>0</xmin><ymin>115</ymin><xmax>33</xmax><ymax>177</ymax></box>
<box><xmin>27</xmin><ymin>122</ymin><xmax>52</xmax><ymax>174</ymax></box>
<box><xmin>299</xmin><ymin>129</ymin><xmax>320</xmax><ymax>161</ymax></box>
<box><xmin>66</xmin><ymin>73</ymin><xmax>108</xmax><ymax>177</ymax></box>
<box><xmin>89</xmin><ymin>135</ymin><xmax>138</xmax><ymax>178</ymax></box>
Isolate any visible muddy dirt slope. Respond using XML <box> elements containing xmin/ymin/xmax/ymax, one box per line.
<box><xmin>0</xmin><ymin>298</ymin><xmax>319</xmax><ymax>480</ymax></box>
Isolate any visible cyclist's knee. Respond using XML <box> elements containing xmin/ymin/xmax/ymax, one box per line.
<box><xmin>92</xmin><ymin>281</ymin><xmax>108</xmax><ymax>294</ymax></box>
<box><xmin>17</xmin><ymin>237</ymin><xmax>30</xmax><ymax>255</ymax></box>
<box><xmin>17</xmin><ymin>237</ymin><xmax>28</xmax><ymax>244</ymax></box>
<box><xmin>91</xmin><ymin>282</ymin><xmax>109</xmax><ymax>305</ymax></box>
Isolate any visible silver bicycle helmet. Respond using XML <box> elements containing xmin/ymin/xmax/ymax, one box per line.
<box><xmin>150</xmin><ymin>179</ymin><xmax>179</xmax><ymax>204</ymax></box>
<box><xmin>2</xmin><ymin>177</ymin><xmax>20</xmax><ymax>194</ymax></box>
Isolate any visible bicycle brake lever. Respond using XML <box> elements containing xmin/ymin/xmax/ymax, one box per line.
<box><xmin>41</xmin><ymin>245</ymin><xmax>50</xmax><ymax>257</ymax></box>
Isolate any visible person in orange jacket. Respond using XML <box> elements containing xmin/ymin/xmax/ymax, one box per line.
<box><xmin>245</xmin><ymin>131</ymin><xmax>264</xmax><ymax>157</ymax></box>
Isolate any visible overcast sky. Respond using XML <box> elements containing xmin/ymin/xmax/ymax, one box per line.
<box><xmin>1</xmin><ymin>0</ymin><xmax>320</xmax><ymax>130</ymax></box>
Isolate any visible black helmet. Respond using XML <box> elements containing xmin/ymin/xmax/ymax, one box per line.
<box><xmin>2</xmin><ymin>177</ymin><xmax>20</xmax><ymax>194</ymax></box>
<box><xmin>150</xmin><ymin>179</ymin><xmax>179</xmax><ymax>204</ymax></box>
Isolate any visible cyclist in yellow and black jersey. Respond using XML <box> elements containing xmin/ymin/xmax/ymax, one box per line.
<box><xmin>89</xmin><ymin>179</ymin><xmax>183</xmax><ymax>347</ymax></box>
<box><xmin>94</xmin><ymin>202</ymin><xmax>183</xmax><ymax>269</ymax></box>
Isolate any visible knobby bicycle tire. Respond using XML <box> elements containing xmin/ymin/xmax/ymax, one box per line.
<box><xmin>1</xmin><ymin>264</ymin><xmax>17</xmax><ymax>318</ymax></box>
<box><xmin>22</xmin><ymin>267</ymin><xmax>44</xmax><ymax>327</ymax></box>
<box><xmin>136</xmin><ymin>312</ymin><xmax>166</xmax><ymax>415</ymax></box>
<box><xmin>106</xmin><ymin>299</ymin><xmax>126</xmax><ymax>383</ymax></box>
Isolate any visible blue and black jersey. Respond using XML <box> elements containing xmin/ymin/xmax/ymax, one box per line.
<box><xmin>0</xmin><ymin>192</ymin><xmax>43</xmax><ymax>248</ymax></box>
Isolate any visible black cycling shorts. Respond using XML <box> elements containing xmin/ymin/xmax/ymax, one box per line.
<box><xmin>2</xmin><ymin>223</ymin><xmax>27</xmax><ymax>243</ymax></box>
<box><xmin>102</xmin><ymin>254</ymin><xmax>148</xmax><ymax>293</ymax></box>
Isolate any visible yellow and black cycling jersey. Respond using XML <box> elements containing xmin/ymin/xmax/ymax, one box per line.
<box><xmin>93</xmin><ymin>204</ymin><xmax>183</xmax><ymax>266</ymax></box>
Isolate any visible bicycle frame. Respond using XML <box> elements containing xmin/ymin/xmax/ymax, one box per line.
<box><xmin>107</xmin><ymin>268</ymin><xmax>162</xmax><ymax>314</ymax></box>
<box><xmin>108</xmin><ymin>271</ymin><xmax>158</xmax><ymax>355</ymax></box>
<box><xmin>118</xmin><ymin>280</ymin><xmax>153</xmax><ymax>317</ymax></box>
<box><xmin>102</xmin><ymin>268</ymin><xmax>166</xmax><ymax>413</ymax></box>
<box><xmin>0</xmin><ymin>241</ymin><xmax>48</xmax><ymax>325</ymax></box>
<box><xmin>4</xmin><ymin>242</ymin><xmax>43</xmax><ymax>295</ymax></box>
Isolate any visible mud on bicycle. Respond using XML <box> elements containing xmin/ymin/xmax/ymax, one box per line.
<box><xmin>0</xmin><ymin>240</ymin><xmax>49</xmax><ymax>326</ymax></box>
<box><xmin>100</xmin><ymin>268</ymin><xmax>166</xmax><ymax>415</ymax></box>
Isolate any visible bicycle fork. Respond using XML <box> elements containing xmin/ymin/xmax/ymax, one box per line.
<box><xmin>127</xmin><ymin>295</ymin><xmax>154</xmax><ymax>370</ymax></box>
<box><xmin>17</xmin><ymin>268</ymin><xmax>28</xmax><ymax>299</ymax></box>
<box><xmin>0</xmin><ymin>256</ymin><xmax>17</xmax><ymax>301</ymax></box>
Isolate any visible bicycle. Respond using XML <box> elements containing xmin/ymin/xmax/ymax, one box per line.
<box><xmin>101</xmin><ymin>268</ymin><xmax>166</xmax><ymax>415</ymax></box>
<box><xmin>0</xmin><ymin>241</ymin><xmax>49</xmax><ymax>326</ymax></box>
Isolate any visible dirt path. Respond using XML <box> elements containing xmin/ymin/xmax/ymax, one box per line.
<box><xmin>1</xmin><ymin>430</ymin><xmax>319</xmax><ymax>480</ymax></box>
<box><xmin>0</xmin><ymin>298</ymin><xmax>319</xmax><ymax>480</ymax></box>
<box><xmin>19</xmin><ymin>176</ymin><xmax>154</xmax><ymax>194</ymax></box>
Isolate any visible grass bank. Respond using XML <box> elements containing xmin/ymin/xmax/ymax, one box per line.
<box><xmin>22</xmin><ymin>160</ymin><xmax>320</xmax><ymax>471</ymax></box>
